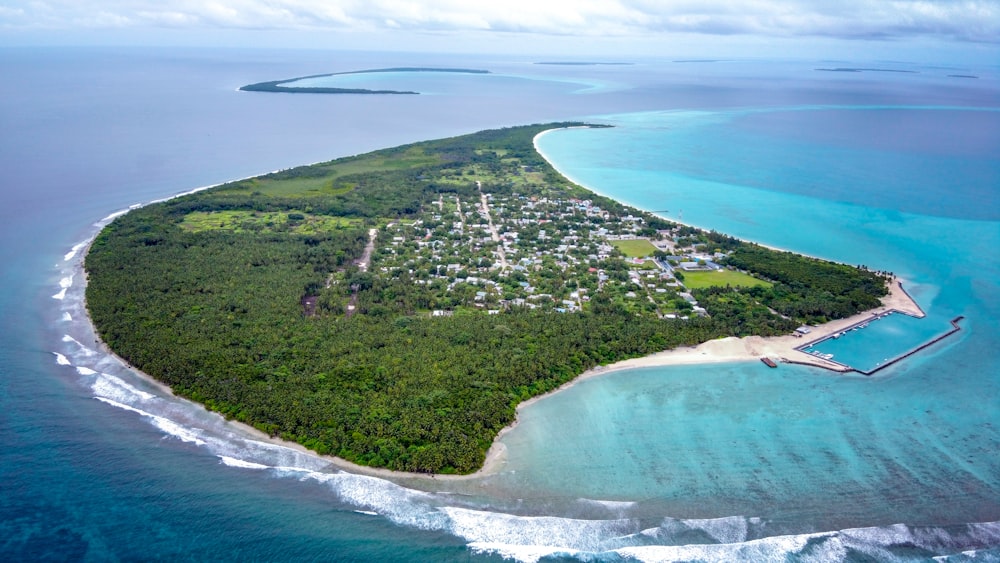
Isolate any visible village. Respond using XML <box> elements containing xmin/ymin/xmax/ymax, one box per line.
<box><xmin>354</xmin><ymin>181</ymin><xmax>730</xmax><ymax>319</ymax></box>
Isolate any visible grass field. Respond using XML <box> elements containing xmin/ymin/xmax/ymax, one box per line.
<box><xmin>218</xmin><ymin>147</ymin><xmax>442</xmax><ymax>197</ymax></box>
<box><xmin>179</xmin><ymin>210</ymin><xmax>362</xmax><ymax>234</ymax></box>
<box><xmin>630</xmin><ymin>259</ymin><xmax>659</xmax><ymax>268</ymax></box>
<box><xmin>611</xmin><ymin>239</ymin><xmax>658</xmax><ymax>258</ymax></box>
<box><xmin>681</xmin><ymin>269</ymin><xmax>772</xmax><ymax>289</ymax></box>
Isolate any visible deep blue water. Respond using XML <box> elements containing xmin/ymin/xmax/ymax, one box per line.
<box><xmin>2</xmin><ymin>47</ymin><xmax>998</xmax><ymax>561</ymax></box>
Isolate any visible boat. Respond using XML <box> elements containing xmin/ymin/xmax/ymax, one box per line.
<box><xmin>761</xmin><ymin>357</ymin><xmax>778</xmax><ymax>368</ymax></box>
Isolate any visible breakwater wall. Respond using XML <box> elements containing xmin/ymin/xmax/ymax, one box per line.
<box><xmin>856</xmin><ymin>315</ymin><xmax>965</xmax><ymax>376</ymax></box>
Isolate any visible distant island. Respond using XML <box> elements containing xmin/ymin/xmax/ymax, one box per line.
<box><xmin>85</xmin><ymin>124</ymin><xmax>893</xmax><ymax>475</ymax></box>
<box><xmin>240</xmin><ymin>67</ymin><xmax>490</xmax><ymax>95</ymax></box>
<box><xmin>535</xmin><ymin>62</ymin><xmax>633</xmax><ymax>66</ymax></box>
<box><xmin>815</xmin><ymin>68</ymin><xmax>918</xmax><ymax>74</ymax></box>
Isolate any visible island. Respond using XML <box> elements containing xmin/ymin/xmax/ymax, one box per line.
<box><xmin>535</xmin><ymin>62</ymin><xmax>633</xmax><ymax>66</ymax></box>
<box><xmin>815</xmin><ymin>67</ymin><xmax>919</xmax><ymax>74</ymax></box>
<box><xmin>239</xmin><ymin>67</ymin><xmax>490</xmax><ymax>95</ymax></box>
<box><xmin>85</xmin><ymin>123</ymin><xmax>896</xmax><ymax>475</ymax></box>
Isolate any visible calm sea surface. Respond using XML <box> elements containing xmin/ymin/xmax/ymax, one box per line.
<box><xmin>1</xmin><ymin>47</ymin><xmax>998</xmax><ymax>561</ymax></box>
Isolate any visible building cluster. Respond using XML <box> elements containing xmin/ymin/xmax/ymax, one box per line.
<box><xmin>366</xmin><ymin>192</ymin><xmax>722</xmax><ymax>318</ymax></box>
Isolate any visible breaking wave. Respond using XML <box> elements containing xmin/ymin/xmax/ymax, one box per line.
<box><xmin>64</xmin><ymin>241</ymin><xmax>87</xmax><ymax>262</ymax></box>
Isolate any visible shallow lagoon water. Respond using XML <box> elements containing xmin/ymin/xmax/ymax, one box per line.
<box><xmin>496</xmin><ymin>104</ymin><xmax>1000</xmax><ymax>529</ymax></box>
<box><xmin>5</xmin><ymin>49</ymin><xmax>1000</xmax><ymax>560</ymax></box>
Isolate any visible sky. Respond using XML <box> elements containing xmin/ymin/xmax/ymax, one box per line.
<box><xmin>1</xmin><ymin>0</ymin><xmax>998</xmax><ymax>62</ymax></box>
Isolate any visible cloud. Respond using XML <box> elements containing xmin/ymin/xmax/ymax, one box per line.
<box><xmin>1</xmin><ymin>0</ymin><xmax>996</xmax><ymax>43</ymax></box>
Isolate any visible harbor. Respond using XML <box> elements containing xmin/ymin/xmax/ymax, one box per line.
<box><xmin>793</xmin><ymin>310</ymin><xmax>965</xmax><ymax>376</ymax></box>
<box><xmin>741</xmin><ymin>280</ymin><xmax>963</xmax><ymax>376</ymax></box>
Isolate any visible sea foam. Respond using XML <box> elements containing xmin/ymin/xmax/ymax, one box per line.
<box><xmin>219</xmin><ymin>456</ymin><xmax>269</xmax><ymax>470</ymax></box>
<box><xmin>96</xmin><ymin>209</ymin><xmax>129</xmax><ymax>224</ymax></box>
<box><xmin>441</xmin><ymin>506</ymin><xmax>637</xmax><ymax>552</ymax></box>
<box><xmin>62</xmin><ymin>334</ymin><xmax>97</xmax><ymax>357</ymax></box>
<box><xmin>299</xmin><ymin>471</ymin><xmax>447</xmax><ymax>531</ymax></box>
<box><xmin>91</xmin><ymin>372</ymin><xmax>155</xmax><ymax>402</ymax></box>
<box><xmin>93</xmin><ymin>397</ymin><xmax>207</xmax><ymax>446</ymax></box>
<box><xmin>64</xmin><ymin>241</ymin><xmax>87</xmax><ymax>261</ymax></box>
<box><xmin>468</xmin><ymin>542</ymin><xmax>583</xmax><ymax>563</ymax></box>
<box><xmin>615</xmin><ymin>531</ymin><xmax>838</xmax><ymax>563</ymax></box>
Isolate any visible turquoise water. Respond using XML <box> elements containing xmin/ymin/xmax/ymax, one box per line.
<box><xmin>802</xmin><ymin>311</ymin><xmax>957</xmax><ymax>374</ymax></box>
<box><xmin>8</xmin><ymin>50</ymin><xmax>999</xmax><ymax>561</ymax></box>
<box><xmin>531</xmin><ymin>105</ymin><xmax>998</xmax><ymax>378</ymax></box>
<box><xmin>475</xmin><ymin>105</ymin><xmax>1000</xmax><ymax>543</ymax></box>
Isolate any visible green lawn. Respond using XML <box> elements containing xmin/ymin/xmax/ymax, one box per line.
<box><xmin>179</xmin><ymin>210</ymin><xmax>361</xmax><ymax>234</ymax></box>
<box><xmin>611</xmin><ymin>239</ymin><xmax>658</xmax><ymax>258</ymax></box>
<box><xmin>681</xmin><ymin>269</ymin><xmax>772</xmax><ymax>289</ymax></box>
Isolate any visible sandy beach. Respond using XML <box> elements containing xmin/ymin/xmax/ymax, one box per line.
<box><xmin>577</xmin><ymin>277</ymin><xmax>924</xmax><ymax>374</ymax></box>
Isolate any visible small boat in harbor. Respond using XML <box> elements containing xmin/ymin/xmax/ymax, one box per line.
<box><xmin>761</xmin><ymin>357</ymin><xmax>778</xmax><ymax>368</ymax></box>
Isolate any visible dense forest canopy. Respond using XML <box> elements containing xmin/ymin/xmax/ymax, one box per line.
<box><xmin>85</xmin><ymin>124</ymin><xmax>889</xmax><ymax>474</ymax></box>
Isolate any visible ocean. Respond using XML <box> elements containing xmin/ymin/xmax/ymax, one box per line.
<box><xmin>1</xmin><ymin>47</ymin><xmax>998</xmax><ymax>561</ymax></box>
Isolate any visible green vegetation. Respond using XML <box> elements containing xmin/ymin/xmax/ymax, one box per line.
<box><xmin>723</xmin><ymin>245</ymin><xmax>888</xmax><ymax>323</ymax></box>
<box><xmin>611</xmin><ymin>239</ymin><xmax>658</xmax><ymax>258</ymax></box>
<box><xmin>240</xmin><ymin>67</ymin><xmax>490</xmax><ymax>95</ymax></box>
<box><xmin>179</xmin><ymin>210</ymin><xmax>361</xmax><ymax>234</ymax></box>
<box><xmin>85</xmin><ymin>123</ymin><xmax>889</xmax><ymax>474</ymax></box>
<box><xmin>679</xmin><ymin>269</ymin><xmax>772</xmax><ymax>290</ymax></box>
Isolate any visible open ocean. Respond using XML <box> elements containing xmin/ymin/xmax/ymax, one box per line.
<box><xmin>2</xmin><ymin>47</ymin><xmax>998</xmax><ymax>561</ymax></box>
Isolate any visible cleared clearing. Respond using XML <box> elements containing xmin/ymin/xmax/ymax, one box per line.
<box><xmin>179</xmin><ymin>210</ymin><xmax>361</xmax><ymax>234</ymax></box>
<box><xmin>681</xmin><ymin>269</ymin><xmax>772</xmax><ymax>289</ymax></box>
<box><xmin>612</xmin><ymin>239</ymin><xmax>658</xmax><ymax>258</ymax></box>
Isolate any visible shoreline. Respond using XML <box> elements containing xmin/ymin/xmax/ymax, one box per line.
<box><xmin>77</xmin><ymin>125</ymin><xmax>928</xmax><ymax>483</ymax></box>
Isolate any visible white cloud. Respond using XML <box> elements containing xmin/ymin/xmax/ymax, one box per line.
<box><xmin>0</xmin><ymin>0</ymin><xmax>996</xmax><ymax>43</ymax></box>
